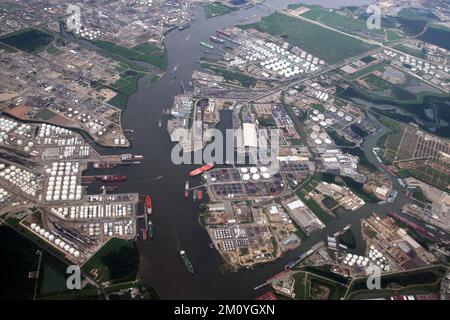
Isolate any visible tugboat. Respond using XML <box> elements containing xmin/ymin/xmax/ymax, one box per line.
<box><xmin>179</xmin><ymin>250</ymin><xmax>194</xmax><ymax>274</ymax></box>
<box><xmin>184</xmin><ymin>180</ymin><xmax>190</xmax><ymax>198</ymax></box>
<box><xmin>197</xmin><ymin>190</ymin><xmax>203</xmax><ymax>201</ymax></box>
<box><xmin>147</xmin><ymin>220</ymin><xmax>154</xmax><ymax>239</ymax></box>
<box><xmin>142</xmin><ymin>228</ymin><xmax>148</xmax><ymax>240</ymax></box>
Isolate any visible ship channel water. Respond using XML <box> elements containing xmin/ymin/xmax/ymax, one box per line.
<box><xmin>87</xmin><ymin>0</ymin><xmax>433</xmax><ymax>299</ymax></box>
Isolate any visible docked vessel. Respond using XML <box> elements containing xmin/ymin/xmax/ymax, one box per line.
<box><xmin>197</xmin><ymin>190</ymin><xmax>203</xmax><ymax>201</ymax></box>
<box><xmin>93</xmin><ymin>162</ymin><xmax>117</xmax><ymax>169</ymax></box>
<box><xmin>146</xmin><ymin>195</ymin><xmax>153</xmax><ymax>215</ymax></box>
<box><xmin>217</xmin><ymin>29</ymin><xmax>231</xmax><ymax>37</ymax></box>
<box><xmin>200</xmin><ymin>41</ymin><xmax>214</xmax><ymax>49</ymax></box>
<box><xmin>142</xmin><ymin>228</ymin><xmax>147</xmax><ymax>240</ymax></box>
<box><xmin>147</xmin><ymin>220</ymin><xmax>154</xmax><ymax>239</ymax></box>
<box><xmin>99</xmin><ymin>175</ymin><xmax>127</xmax><ymax>182</ymax></box>
<box><xmin>189</xmin><ymin>163</ymin><xmax>215</xmax><ymax>177</ymax></box>
<box><xmin>121</xmin><ymin>154</ymin><xmax>144</xmax><ymax>161</ymax></box>
<box><xmin>178</xmin><ymin>22</ymin><xmax>190</xmax><ymax>30</ymax></box>
<box><xmin>209</xmin><ymin>36</ymin><xmax>224</xmax><ymax>44</ymax></box>
<box><xmin>101</xmin><ymin>185</ymin><xmax>119</xmax><ymax>193</ymax></box>
<box><xmin>184</xmin><ymin>181</ymin><xmax>190</xmax><ymax>198</ymax></box>
<box><xmin>179</xmin><ymin>250</ymin><xmax>194</xmax><ymax>274</ymax></box>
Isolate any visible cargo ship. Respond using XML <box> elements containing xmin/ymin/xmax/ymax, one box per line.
<box><xmin>189</xmin><ymin>163</ymin><xmax>215</xmax><ymax>176</ymax></box>
<box><xmin>184</xmin><ymin>180</ymin><xmax>190</xmax><ymax>198</ymax></box>
<box><xmin>209</xmin><ymin>36</ymin><xmax>224</xmax><ymax>44</ymax></box>
<box><xmin>99</xmin><ymin>175</ymin><xmax>127</xmax><ymax>182</ymax></box>
<box><xmin>179</xmin><ymin>250</ymin><xmax>194</xmax><ymax>274</ymax></box>
<box><xmin>93</xmin><ymin>162</ymin><xmax>117</xmax><ymax>169</ymax></box>
<box><xmin>121</xmin><ymin>154</ymin><xmax>144</xmax><ymax>161</ymax></box>
<box><xmin>146</xmin><ymin>195</ymin><xmax>152</xmax><ymax>215</ymax></box>
<box><xmin>217</xmin><ymin>29</ymin><xmax>231</xmax><ymax>37</ymax></box>
<box><xmin>200</xmin><ymin>41</ymin><xmax>214</xmax><ymax>49</ymax></box>
<box><xmin>388</xmin><ymin>212</ymin><xmax>435</xmax><ymax>239</ymax></box>
<box><xmin>147</xmin><ymin>220</ymin><xmax>154</xmax><ymax>239</ymax></box>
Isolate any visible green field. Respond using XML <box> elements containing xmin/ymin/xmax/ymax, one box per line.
<box><xmin>0</xmin><ymin>28</ymin><xmax>54</xmax><ymax>53</ymax></box>
<box><xmin>82</xmin><ymin>238</ymin><xmax>139</xmax><ymax>283</ymax></box>
<box><xmin>242</xmin><ymin>12</ymin><xmax>376</xmax><ymax>64</ymax></box>
<box><xmin>295</xmin><ymin>5</ymin><xmax>386</xmax><ymax>37</ymax></box>
<box><xmin>346</xmin><ymin>266</ymin><xmax>446</xmax><ymax>299</ymax></box>
<box><xmin>291</xmin><ymin>270</ymin><xmax>348</xmax><ymax>300</ymax></box>
<box><xmin>202</xmin><ymin>2</ymin><xmax>237</xmax><ymax>18</ymax></box>
<box><xmin>46</xmin><ymin>45</ymin><xmax>63</xmax><ymax>55</ymax></box>
<box><xmin>95</xmin><ymin>40</ymin><xmax>167</xmax><ymax>70</ymax></box>
<box><xmin>393</xmin><ymin>44</ymin><xmax>427</xmax><ymax>59</ymax></box>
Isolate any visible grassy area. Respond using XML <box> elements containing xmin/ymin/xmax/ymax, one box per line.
<box><xmin>295</xmin><ymin>4</ymin><xmax>386</xmax><ymax>37</ymax></box>
<box><xmin>0</xmin><ymin>42</ymin><xmax>18</xmax><ymax>53</ymax></box>
<box><xmin>399</xmin><ymin>165</ymin><xmax>450</xmax><ymax>192</ymax></box>
<box><xmin>292</xmin><ymin>270</ymin><xmax>348</xmax><ymax>300</ymax></box>
<box><xmin>242</xmin><ymin>12</ymin><xmax>375</xmax><ymax>64</ymax></box>
<box><xmin>311</xmin><ymin>103</ymin><xmax>325</xmax><ymax>112</ymax></box>
<box><xmin>347</xmin><ymin>265</ymin><xmax>446</xmax><ymax>299</ymax></box>
<box><xmin>82</xmin><ymin>238</ymin><xmax>139</xmax><ymax>284</ymax></box>
<box><xmin>0</xmin><ymin>28</ymin><xmax>54</xmax><ymax>53</ymax></box>
<box><xmin>393</xmin><ymin>44</ymin><xmax>426</xmax><ymax>59</ymax></box>
<box><xmin>292</xmin><ymin>272</ymin><xmax>307</xmax><ymax>299</ymax></box>
<box><xmin>296</xmin><ymin>190</ymin><xmax>334</xmax><ymax>225</ymax></box>
<box><xmin>46</xmin><ymin>45</ymin><xmax>63</xmax><ymax>55</ymax></box>
<box><xmin>202</xmin><ymin>2</ymin><xmax>237</xmax><ymax>18</ymax></box>
<box><xmin>95</xmin><ymin>40</ymin><xmax>167</xmax><ymax>70</ymax></box>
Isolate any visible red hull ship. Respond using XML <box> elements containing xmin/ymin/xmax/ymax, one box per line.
<box><xmin>99</xmin><ymin>175</ymin><xmax>127</xmax><ymax>182</ymax></box>
<box><xmin>197</xmin><ymin>190</ymin><xmax>203</xmax><ymax>201</ymax></box>
<box><xmin>189</xmin><ymin>163</ymin><xmax>215</xmax><ymax>177</ymax></box>
<box><xmin>146</xmin><ymin>195</ymin><xmax>152</xmax><ymax>215</ymax></box>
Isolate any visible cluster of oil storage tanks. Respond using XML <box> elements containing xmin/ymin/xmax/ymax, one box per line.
<box><xmin>309</xmin><ymin>110</ymin><xmax>334</xmax><ymax>146</ymax></box>
<box><xmin>239</xmin><ymin>38</ymin><xmax>324</xmax><ymax>78</ymax></box>
<box><xmin>38</xmin><ymin>123</ymin><xmax>73</xmax><ymax>139</ymax></box>
<box><xmin>342</xmin><ymin>246</ymin><xmax>391</xmax><ymax>272</ymax></box>
<box><xmin>50</xmin><ymin>203</ymin><xmax>132</xmax><ymax>220</ymax></box>
<box><xmin>0</xmin><ymin>117</ymin><xmax>36</xmax><ymax>153</ymax></box>
<box><xmin>343</xmin><ymin>253</ymin><xmax>370</xmax><ymax>267</ymax></box>
<box><xmin>0</xmin><ymin>187</ymin><xmax>9</xmax><ymax>203</ymax></box>
<box><xmin>113</xmin><ymin>136</ymin><xmax>128</xmax><ymax>145</ymax></box>
<box><xmin>368</xmin><ymin>245</ymin><xmax>391</xmax><ymax>272</ymax></box>
<box><xmin>73</xmin><ymin>28</ymin><xmax>103</xmax><ymax>40</ymax></box>
<box><xmin>103</xmin><ymin>220</ymin><xmax>134</xmax><ymax>237</ymax></box>
<box><xmin>44</xmin><ymin>162</ymin><xmax>83</xmax><ymax>202</ymax></box>
<box><xmin>30</xmin><ymin>223</ymin><xmax>81</xmax><ymax>258</ymax></box>
<box><xmin>240</xmin><ymin>166</ymin><xmax>271</xmax><ymax>182</ymax></box>
<box><xmin>0</xmin><ymin>163</ymin><xmax>41</xmax><ymax>197</ymax></box>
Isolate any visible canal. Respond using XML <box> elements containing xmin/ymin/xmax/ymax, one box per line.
<box><xmin>90</xmin><ymin>0</ymin><xmax>423</xmax><ymax>299</ymax></box>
